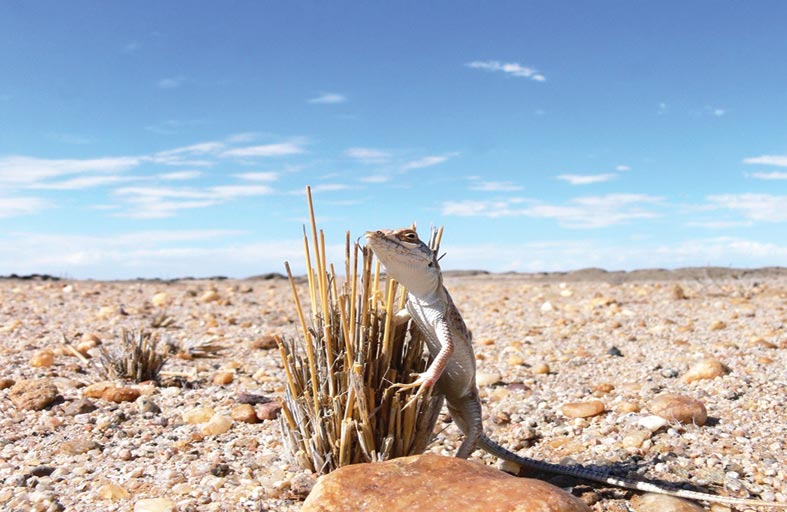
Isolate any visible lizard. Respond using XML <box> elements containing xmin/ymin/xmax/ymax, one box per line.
<box><xmin>364</xmin><ymin>226</ymin><xmax>787</xmax><ymax>510</ymax></box>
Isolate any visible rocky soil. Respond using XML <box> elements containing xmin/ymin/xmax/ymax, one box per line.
<box><xmin>0</xmin><ymin>272</ymin><xmax>785</xmax><ymax>511</ymax></box>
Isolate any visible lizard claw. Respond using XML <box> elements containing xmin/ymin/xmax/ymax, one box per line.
<box><xmin>390</xmin><ymin>372</ymin><xmax>436</xmax><ymax>409</ymax></box>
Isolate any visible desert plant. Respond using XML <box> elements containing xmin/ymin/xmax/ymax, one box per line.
<box><xmin>96</xmin><ymin>329</ymin><xmax>169</xmax><ymax>382</ymax></box>
<box><xmin>278</xmin><ymin>186</ymin><xmax>445</xmax><ymax>475</ymax></box>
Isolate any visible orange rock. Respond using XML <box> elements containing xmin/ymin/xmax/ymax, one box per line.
<box><xmin>301</xmin><ymin>454</ymin><xmax>590</xmax><ymax>512</ymax></box>
<box><xmin>648</xmin><ymin>393</ymin><xmax>707</xmax><ymax>426</ymax></box>
<box><xmin>561</xmin><ymin>400</ymin><xmax>605</xmax><ymax>418</ymax></box>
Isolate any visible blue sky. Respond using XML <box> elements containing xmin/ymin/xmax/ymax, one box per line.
<box><xmin>1</xmin><ymin>1</ymin><xmax>787</xmax><ymax>279</ymax></box>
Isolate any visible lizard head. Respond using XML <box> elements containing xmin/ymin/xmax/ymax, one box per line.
<box><xmin>364</xmin><ymin>227</ymin><xmax>440</xmax><ymax>296</ymax></box>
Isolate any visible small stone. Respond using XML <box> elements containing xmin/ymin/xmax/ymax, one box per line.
<box><xmin>250</xmin><ymin>334</ymin><xmax>278</xmax><ymax>349</ymax></box>
<box><xmin>236</xmin><ymin>392</ymin><xmax>272</xmax><ymax>405</ymax></box>
<box><xmin>648</xmin><ymin>393</ymin><xmax>707</xmax><ymax>426</ymax></box>
<box><xmin>256</xmin><ymin>402</ymin><xmax>283</xmax><ymax>421</ymax></box>
<box><xmin>507</xmin><ymin>355</ymin><xmax>525</xmax><ymax>366</ymax></box>
<box><xmin>682</xmin><ymin>357</ymin><xmax>725</xmax><ymax>383</ymax></box>
<box><xmin>183</xmin><ymin>406</ymin><xmax>215</xmax><ymax>424</ymax></box>
<box><xmin>540</xmin><ymin>301</ymin><xmax>555</xmax><ymax>312</ymax></box>
<box><xmin>199</xmin><ymin>290</ymin><xmax>220</xmax><ymax>303</ymax></box>
<box><xmin>616</xmin><ymin>401</ymin><xmax>640</xmax><ymax>413</ymax></box>
<box><xmin>231</xmin><ymin>404</ymin><xmax>259</xmax><ymax>423</ymax></box>
<box><xmin>151</xmin><ymin>292</ymin><xmax>171</xmax><ymax>307</ymax></box>
<box><xmin>593</xmin><ymin>383</ymin><xmax>615</xmax><ymax>395</ymax></box>
<box><xmin>134</xmin><ymin>498</ymin><xmax>174</xmax><ymax>512</ymax></box>
<box><xmin>97</xmin><ymin>305</ymin><xmax>119</xmax><ymax>319</ymax></box>
<box><xmin>631</xmin><ymin>493</ymin><xmax>704</xmax><ymax>511</ymax></box>
<box><xmin>84</xmin><ymin>381</ymin><xmax>115</xmax><ymax>398</ymax></box>
<box><xmin>136</xmin><ymin>396</ymin><xmax>161</xmax><ymax>414</ymax></box>
<box><xmin>60</xmin><ymin>438</ymin><xmax>100</xmax><ymax>455</ymax></box>
<box><xmin>29</xmin><ymin>465</ymin><xmax>55</xmax><ymax>477</ymax></box>
<box><xmin>475</xmin><ymin>372</ymin><xmax>501</xmax><ymax>387</ymax></box>
<box><xmin>213</xmin><ymin>370</ymin><xmax>234</xmax><ymax>385</ymax></box>
<box><xmin>301</xmin><ymin>453</ymin><xmax>589</xmax><ymax>512</ymax></box>
<box><xmin>672</xmin><ymin>284</ymin><xmax>687</xmax><ymax>300</ymax></box>
<box><xmin>200</xmin><ymin>413</ymin><xmax>233</xmax><ymax>435</ymax></box>
<box><xmin>710</xmin><ymin>320</ymin><xmax>727</xmax><ymax>331</ymax></box>
<box><xmin>0</xmin><ymin>377</ymin><xmax>15</xmax><ymax>390</ymax></box>
<box><xmin>102</xmin><ymin>386</ymin><xmax>141</xmax><ymax>403</ymax></box>
<box><xmin>64</xmin><ymin>397</ymin><xmax>97</xmax><ymax>416</ymax></box>
<box><xmin>8</xmin><ymin>379</ymin><xmax>59</xmax><ymax>411</ymax></box>
<box><xmin>606</xmin><ymin>346</ymin><xmax>623</xmax><ymax>357</ymax></box>
<box><xmin>561</xmin><ymin>400</ymin><xmax>605</xmax><ymax>418</ymax></box>
<box><xmin>529</xmin><ymin>362</ymin><xmax>548</xmax><ymax>375</ymax></box>
<box><xmin>637</xmin><ymin>415</ymin><xmax>669</xmax><ymax>432</ymax></box>
<box><xmin>97</xmin><ymin>483</ymin><xmax>130</xmax><ymax>501</ymax></box>
<box><xmin>622</xmin><ymin>429</ymin><xmax>652</xmax><ymax>449</ymax></box>
<box><xmin>30</xmin><ymin>349</ymin><xmax>55</xmax><ymax>367</ymax></box>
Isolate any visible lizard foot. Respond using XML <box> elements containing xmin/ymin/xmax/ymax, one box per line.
<box><xmin>389</xmin><ymin>372</ymin><xmax>436</xmax><ymax>409</ymax></box>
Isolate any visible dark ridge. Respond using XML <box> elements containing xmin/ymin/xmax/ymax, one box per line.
<box><xmin>246</xmin><ymin>272</ymin><xmax>288</xmax><ymax>280</ymax></box>
<box><xmin>0</xmin><ymin>273</ymin><xmax>61</xmax><ymax>281</ymax></box>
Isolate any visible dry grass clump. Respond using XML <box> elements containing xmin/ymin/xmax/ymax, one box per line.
<box><xmin>96</xmin><ymin>329</ymin><xmax>169</xmax><ymax>383</ymax></box>
<box><xmin>278</xmin><ymin>187</ymin><xmax>444</xmax><ymax>475</ymax></box>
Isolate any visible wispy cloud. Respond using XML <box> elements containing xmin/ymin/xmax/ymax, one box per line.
<box><xmin>158</xmin><ymin>170</ymin><xmax>202</xmax><ymax>181</ymax></box>
<box><xmin>0</xmin><ymin>155</ymin><xmax>142</xmax><ymax>185</ymax></box>
<box><xmin>443</xmin><ymin>194</ymin><xmax>662</xmax><ymax>228</ymax></box>
<box><xmin>556</xmin><ymin>173</ymin><xmax>616</xmax><ymax>185</ymax></box>
<box><xmin>750</xmin><ymin>171</ymin><xmax>787</xmax><ymax>180</ymax></box>
<box><xmin>30</xmin><ymin>175</ymin><xmax>137</xmax><ymax>190</ymax></box>
<box><xmin>615</xmin><ymin>165</ymin><xmax>631</xmax><ymax>172</ymax></box>
<box><xmin>402</xmin><ymin>153</ymin><xmax>456</xmax><ymax>171</ymax></box>
<box><xmin>123</xmin><ymin>41</ymin><xmax>140</xmax><ymax>54</ymax></box>
<box><xmin>221</xmin><ymin>141</ymin><xmax>305</xmax><ymax>158</ymax></box>
<box><xmin>157</xmin><ymin>76</ymin><xmax>185</xmax><ymax>89</ymax></box>
<box><xmin>308</xmin><ymin>92</ymin><xmax>347</xmax><ymax>104</ymax></box>
<box><xmin>345</xmin><ymin>147</ymin><xmax>391</xmax><ymax>164</ymax></box>
<box><xmin>233</xmin><ymin>172</ymin><xmax>279</xmax><ymax>182</ymax></box>
<box><xmin>359</xmin><ymin>174</ymin><xmax>390</xmax><ymax>184</ymax></box>
<box><xmin>465</xmin><ymin>60</ymin><xmax>546</xmax><ymax>82</ymax></box>
<box><xmin>743</xmin><ymin>155</ymin><xmax>787</xmax><ymax>167</ymax></box>
<box><xmin>469</xmin><ymin>180</ymin><xmax>524</xmax><ymax>192</ymax></box>
<box><xmin>707</xmin><ymin>193</ymin><xmax>787</xmax><ymax>222</ymax></box>
<box><xmin>0</xmin><ymin>196</ymin><xmax>50</xmax><ymax>218</ymax></box>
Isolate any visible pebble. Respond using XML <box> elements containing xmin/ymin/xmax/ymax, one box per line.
<box><xmin>0</xmin><ymin>377</ymin><xmax>16</xmax><ymax>390</ymax></box>
<box><xmin>97</xmin><ymin>483</ymin><xmax>130</xmax><ymax>501</ymax></box>
<box><xmin>637</xmin><ymin>415</ymin><xmax>669</xmax><ymax>432</ymax></box>
<box><xmin>622</xmin><ymin>428</ymin><xmax>652</xmax><ymax>449</ymax></box>
<box><xmin>682</xmin><ymin>357</ymin><xmax>725</xmax><ymax>383</ymax></box>
<box><xmin>475</xmin><ymin>371</ymin><xmax>501</xmax><ymax>387</ymax></box>
<box><xmin>151</xmin><ymin>292</ymin><xmax>171</xmax><ymax>307</ymax></box>
<box><xmin>710</xmin><ymin>320</ymin><xmax>727</xmax><ymax>331</ymax></box>
<box><xmin>532</xmin><ymin>362</ymin><xmax>550</xmax><ymax>374</ymax></box>
<box><xmin>64</xmin><ymin>397</ymin><xmax>97</xmax><ymax>416</ymax></box>
<box><xmin>250</xmin><ymin>335</ymin><xmax>278</xmax><ymax>349</ymax></box>
<box><xmin>102</xmin><ymin>386</ymin><xmax>141</xmax><ymax>403</ymax></box>
<box><xmin>231</xmin><ymin>404</ymin><xmax>259</xmax><ymax>423</ymax></box>
<box><xmin>631</xmin><ymin>493</ymin><xmax>704</xmax><ymax>511</ymax></box>
<box><xmin>83</xmin><ymin>381</ymin><xmax>115</xmax><ymax>398</ymax></box>
<box><xmin>134</xmin><ymin>498</ymin><xmax>175</xmax><ymax>512</ymax></box>
<box><xmin>8</xmin><ymin>379</ymin><xmax>59</xmax><ymax>411</ymax></box>
<box><xmin>199</xmin><ymin>290</ymin><xmax>220</xmax><ymax>303</ymax></box>
<box><xmin>561</xmin><ymin>400</ymin><xmax>605</xmax><ymax>418</ymax></box>
<box><xmin>213</xmin><ymin>371</ymin><xmax>234</xmax><ymax>385</ymax></box>
<box><xmin>540</xmin><ymin>301</ymin><xmax>555</xmax><ymax>312</ymax></box>
<box><xmin>648</xmin><ymin>394</ymin><xmax>707</xmax><ymax>426</ymax></box>
<box><xmin>256</xmin><ymin>402</ymin><xmax>283</xmax><ymax>421</ymax></box>
<box><xmin>672</xmin><ymin>284</ymin><xmax>688</xmax><ymax>300</ymax></box>
<box><xmin>30</xmin><ymin>349</ymin><xmax>55</xmax><ymax>367</ymax></box>
<box><xmin>136</xmin><ymin>396</ymin><xmax>162</xmax><ymax>414</ymax></box>
<box><xmin>200</xmin><ymin>414</ymin><xmax>233</xmax><ymax>436</ymax></box>
<box><xmin>183</xmin><ymin>406</ymin><xmax>215</xmax><ymax>424</ymax></box>
<box><xmin>60</xmin><ymin>438</ymin><xmax>101</xmax><ymax>455</ymax></box>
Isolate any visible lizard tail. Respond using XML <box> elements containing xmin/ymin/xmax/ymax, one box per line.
<box><xmin>477</xmin><ymin>435</ymin><xmax>787</xmax><ymax>509</ymax></box>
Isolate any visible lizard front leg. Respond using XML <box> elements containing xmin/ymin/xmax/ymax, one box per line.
<box><xmin>391</xmin><ymin>315</ymin><xmax>454</xmax><ymax>408</ymax></box>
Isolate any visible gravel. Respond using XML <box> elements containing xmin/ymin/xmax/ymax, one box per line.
<box><xmin>1</xmin><ymin>273</ymin><xmax>785</xmax><ymax>510</ymax></box>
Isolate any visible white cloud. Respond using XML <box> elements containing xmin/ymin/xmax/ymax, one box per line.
<box><xmin>402</xmin><ymin>153</ymin><xmax>455</xmax><ymax>171</ymax></box>
<box><xmin>360</xmin><ymin>174</ymin><xmax>390</xmax><ymax>184</ymax></box>
<box><xmin>157</xmin><ymin>76</ymin><xmax>185</xmax><ymax>89</ymax></box>
<box><xmin>221</xmin><ymin>141</ymin><xmax>305</xmax><ymax>158</ymax></box>
<box><xmin>707</xmin><ymin>193</ymin><xmax>787</xmax><ymax>222</ymax></box>
<box><xmin>743</xmin><ymin>155</ymin><xmax>787</xmax><ymax>167</ymax></box>
<box><xmin>0</xmin><ymin>196</ymin><xmax>49</xmax><ymax>218</ymax></box>
<box><xmin>443</xmin><ymin>194</ymin><xmax>662</xmax><ymax>228</ymax></box>
<box><xmin>712</xmin><ymin>108</ymin><xmax>726</xmax><ymax>117</ymax></box>
<box><xmin>233</xmin><ymin>172</ymin><xmax>279</xmax><ymax>182</ymax></box>
<box><xmin>159</xmin><ymin>170</ymin><xmax>202</xmax><ymax>180</ymax></box>
<box><xmin>0</xmin><ymin>155</ymin><xmax>142</xmax><ymax>185</ymax></box>
<box><xmin>615</xmin><ymin>165</ymin><xmax>631</xmax><ymax>172</ymax></box>
<box><xmin>750</xmin><ymin>171</ymin><xmax>787</xmax><ymax>180</ymax></box>
<box><xmin>30</xmin><ymin>175</ymin><xmax>137</xmax><ymax>190</ymax></box>
<box><xmin>465</xmin><ymin>60</ymin><xmax>545</xmax><ymax>82</ymax></box>
<box><xmin>345</xmin><ymin>147</ymin><xmax>391</xmax><ymax>164</ymax></box>
<box><xmin>469</xmin><ymin>180</ymin><xmax>524</xmax><ymax>192</ymax></box>
<box><xmin>556</xmin><ymin>173</ymin><xmax>616</xmax><ymax>185</ymax></box>
<box><xmin>686</xmin><ymin>220</ymin><xmax>753</xmax><ymax>229</ymax></box>
<box><xmin>210</xmin><ymin>185</ymin><xmax>274</xmax><ymax>198</ymax></box>
<box><xmin>308</xmin><ymin>93</ymin><xmax>346</xmax><ymax>104</ymax></box>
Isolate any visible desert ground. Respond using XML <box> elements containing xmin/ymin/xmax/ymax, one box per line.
<box><xmin>1</xmin><ymin>268</ymin><xmax>786</xmax><ymax>511</ymax></box>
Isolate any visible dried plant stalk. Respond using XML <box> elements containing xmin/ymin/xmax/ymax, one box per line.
<box><xmin>278</xmin><ymin>186</ymin><xmax>445</xmax><ymax>474</ymax></box>
<box><xmin>96</xmin><ymin>329</ymin><xmax>169</xmax><ymax>383</ymax></box>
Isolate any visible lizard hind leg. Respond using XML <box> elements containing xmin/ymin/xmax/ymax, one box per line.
<box><xmin>447</xmin><ymin>392</ymin><xmax>484</xmax><ymax>459</ymax></box>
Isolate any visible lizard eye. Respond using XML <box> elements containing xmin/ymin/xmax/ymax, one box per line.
<box><xmin>399</xmin><ymin>230</ymin><xmax>419</xmax><ymax>242</ymax></box>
